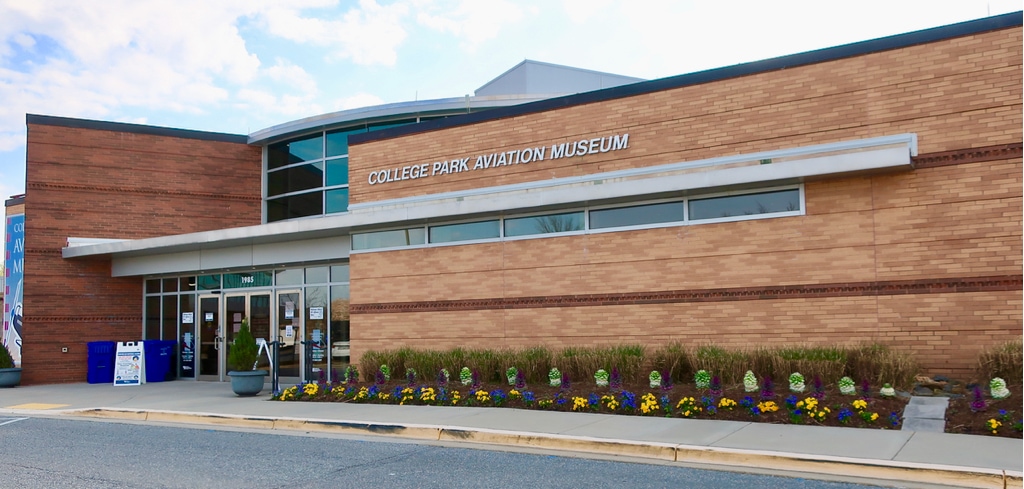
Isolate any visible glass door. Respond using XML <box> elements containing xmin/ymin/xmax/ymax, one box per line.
<box><xmin>197</xmin><ymin>295</ymin><xmax>221</xmax><ymax>380</ymax></box>
<box><xmin>221</xmin><ymin>292</ymin><xmax>272</xmax><ymax>380</ymax></box>
<box><xmin>276</xmin><ymin>290</ymin><xmax>302</xmax><ymax>383</ymax></box>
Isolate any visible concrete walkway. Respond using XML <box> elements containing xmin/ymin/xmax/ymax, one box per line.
<box><xmin>1</xmin><ymin>381</ymin><xmax>1020</xmax><ymax>488</ymax></box>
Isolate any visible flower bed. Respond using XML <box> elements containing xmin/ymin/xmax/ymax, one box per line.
<box><xmin>272</xmin><ymin>379</ymin><xmax>931</xmax><ymax>432</ymax></box>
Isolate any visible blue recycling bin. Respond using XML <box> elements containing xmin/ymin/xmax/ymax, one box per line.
<box><xmin>87</xmin><ymin>341</ymin><xmax>116</xmax><ymax>384</ymax></box>
<box><xmin>144</xmin><ymin>340</ymin><xmax>176</xmax><ymax>382</ymax></box>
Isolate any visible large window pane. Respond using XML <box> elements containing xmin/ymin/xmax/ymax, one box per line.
<box><xmin>267</xmin><ymin>134</ymin><xmax>323</xmax><ymax>169</ymax></box>
<box><xmin>145</xmin><ymin>279</ymin><xmax>160</xmax><ymax>294</ymax></box>
<box><xmin>197</xmin><ymin>274</ymin><xmax>221</xmax><ymax>290</ymax></box>
<box><xmin>267</xmin><ymin>191</ymin><xmax>323</xmax><ymax>222</ymax></box>
<box><xmin>162</xmin><ymin>295</ymin><xmax>177</xmax><ymax>341</ymax></box>
<box><xmin>267</xmin><ymin>162</ymin><xmax>324</xmax><ymax>197</ymax></box>
<box><xmin>275</xmin><ymin>269</ymin><xmax>302</xmax><ymax>286</ymax></box>
<box><xmin>689</xmin><ymin>189</ymin><xmax>800</xmax><ymax>221</ymax></box>
<box><xmin>331</xmin><ymin>264</ymin><xmax>350</xmax><ymax>283</ymax></box>
<box><xmin>179</xmin><ymin>295</ymin><xmax>196</xmax><ymax>378</ymax></box>
<box><xmin>325</xmin><ymin>188</ymin><xmax>349</xmax><ymax>214</ymax></box>
<box><xmin>330</xmin><ymin>285</ymin><xmax>351</xmax><ymax>365</ymax></box>
<box><xmin>325</xmin><ymin>157</ymin><xmax>348</xmax><ymax>186</ymax></box>
<box><xmin>145</xmin><ymin>296</ymin><xmax>160</xmax><ymax>340</ymax></box>
<box><xmin>352</xmin><ymin>228</ymin><xmax>425</xmax><ymax>250</ymax></box>
<box><xmin>326</xmin><ymin>129</ymin><xmax>364</xmax><ymax>157</ymax></box>
<box><xmin>305</xmin><ymin>266</ymin><xmax>329</xmax><ymax>284</ymax></box>
<box><xmin>429</xmin><ymin>220</ymin><xmax>500</xmax><ymax>243</ymax></box>
<box><xmin>505</xmin><ymin>211</ymin><xmax>584</xmax><ymax>237</ymax></box>
<box><xmin>590</xmin><ymin>202</ymin><xmax>685</xmax><ymax>229</ymax></box>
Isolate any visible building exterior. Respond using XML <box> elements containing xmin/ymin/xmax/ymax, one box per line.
<box><xmin>9</xmin><ymin>13</ymin><xmax>1021</xmax><ymax>385</ymax></box>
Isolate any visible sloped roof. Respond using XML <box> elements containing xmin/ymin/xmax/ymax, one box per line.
<box><xmin>475</xmin><ymin>59</ymin><xmax>645</xmax><ymax>96</ymax></box>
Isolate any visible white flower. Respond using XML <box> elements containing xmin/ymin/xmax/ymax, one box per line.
<box><xmin>790</xmin><ymin>381</ymin><xmax>805</xmax><ymax>393</ymax></box>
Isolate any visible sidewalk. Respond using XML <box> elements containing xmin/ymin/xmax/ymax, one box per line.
<box><xmin>2</xmin><ymin>381</ymin><xmax>1021</xmax><ymax>488</ymax></box>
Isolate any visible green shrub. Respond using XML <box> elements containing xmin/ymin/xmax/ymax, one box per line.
<box><xmin>0</xmin><ymin>342</ymin><xmax>14</xmax><ymax>369</ymax></box>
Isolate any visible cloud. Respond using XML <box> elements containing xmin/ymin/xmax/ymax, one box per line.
<box><xmin>333</xmin><ymin>92</ymin><xmax>386</xmax><ymax>111</ymax></box>
<box><xmin>258</xmin><ymin>0</ymin><xmax>410</xmax><ymax>65</ymax></box>
<box><xmin>416</xmin><ymin>0</ymin><xmax>530</xmax><ymax>52</ymax></box>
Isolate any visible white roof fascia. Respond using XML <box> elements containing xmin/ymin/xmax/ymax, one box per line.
<box><xmin>63</xmin><ymin>134</ymin><xmax>916</xmax><ymax>262</ymax></box>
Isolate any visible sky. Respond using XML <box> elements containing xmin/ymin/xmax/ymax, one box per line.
<box><xmin>0</xmin><ymin>0</ymin><xmax>1019</xmax><ymax>222</ymax></box>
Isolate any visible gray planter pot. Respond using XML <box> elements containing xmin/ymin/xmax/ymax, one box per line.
<box><xmin>0</xmin><ymin>367</ymin><xmax>22</xmax><ymax>387</ymax></box>
<box><xmin>227</xmin><ymin>370</ymin><xmax>268</xmax><ymax>396</ymax></box>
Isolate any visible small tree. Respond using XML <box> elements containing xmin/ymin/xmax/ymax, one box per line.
<box><xmin>0</xmin><ymin>342</ymin><xmax>14</xmax><ymax>369</ymax></box>
<box><xmin>228</xmin><ymin>318</ymin><xmax>259</xmax><ymax>372</ymax></box>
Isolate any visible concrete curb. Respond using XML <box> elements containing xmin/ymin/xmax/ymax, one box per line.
<box><xmin>61</xmin><ymin>407</ymin><xmax>1023</xmax><ymax>489</ymax></box>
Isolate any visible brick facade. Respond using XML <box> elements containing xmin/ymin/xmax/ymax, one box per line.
<box><xmin>347</xmin><ymin>25</ymin><xmax>1023</xmax><ymax>377</ymax></box>
<box><xmin>22</xmin><ymin>121</ymin><xmax>261</xmax><ymax>384</ymax></box>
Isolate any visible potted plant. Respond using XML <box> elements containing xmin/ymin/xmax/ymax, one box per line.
<box><xmin>226</xmin><ymin>318</ymin><xmax>267</xmax><ymax>396</ymax></box>
<box><xmin>0</xmin><ymin>341</ymin><xmax>20</xmax><ymax>387</ymax></box>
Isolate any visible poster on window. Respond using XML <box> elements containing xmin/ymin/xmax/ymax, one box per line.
<box><xmin>3</xmin><ymin>213</ymin><xmax>24</xmax><ymax>367</ymax></box>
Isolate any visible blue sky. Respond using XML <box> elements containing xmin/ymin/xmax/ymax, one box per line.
<box><xmin>0</xmin><ymin>0</ymin><xmax>1018</xmax><ymax>215</ymax></box>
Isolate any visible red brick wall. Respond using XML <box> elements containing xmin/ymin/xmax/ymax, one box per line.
<box><xmin>347</xmin><ymin>25</ymin><xmax>1023</xmax><ymax>379</ymax></box>
<box><xmin>22</xmin><ymin>122</ymin><xmax>262</xmax><ymax>384</ymax></box>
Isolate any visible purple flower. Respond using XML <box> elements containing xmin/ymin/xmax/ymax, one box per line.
<box><xmin>560</xmin><ymin>372</ymin><xmax>571</xmax><ymax>391</ymax></box>
<box><xmin>888</xmin><ymin>411</ymin><xmax>900</xmax><ymax>428</ymax></box>
<box><xmin>436</xmin><ymin>369</ymin><xmax>448</xmax><ymax>387</ymax></box>
<box><xmin>970</xmin><ymin>385</ymin><xmax>987</xmax><ymax>413</ymax></box>
<box><xmin>515</xmin><ymin>370</ymin><xmax>526</xmax><ymax>390</ymax></box>
<box><xmin>709</xmin><ymin>375</ymin><xmax>722</xmax><ymax>398</ymax></box>
<box><xmin>588</xmin><ymin>393</ymin><xmax>600</xmax><ymax>408</ymax></box>
<box><xmin>760</xmin><ymin>376</ymin><xmax>775</xmax><ymax>400</ymax></box>
<box><xmin>375</xmin><ymin>370</ymin><xmax>386</xmax><ymax>386</ymax></box>
<box><xmin>838</xmin><ymin>408</ymin><xmax>853</xmax><ymax>423</ymax></box>
<box><xmin>811</xmin><ymin>375</ymin><xmax>826</xmax><ymax>400</ymax></box>
<box><xmin>523</xmin><ymin>391</ymin><xmax>536</xmax><ymax>403</ymax></box>
<box><xmin>740</xmin><ymin>396</ymin><xmax>755</xmax><ymax>408</ymax></box>
<box><xmin>860</xmin><ymin>379</ymin><xmax>871</xmax><ymax>399</ymax></box>
<box><xmin>660</xmin><ymin>369</ymin><xmax>673</xmax><ymax>392</ymax></box>
<box><xmin>471</xmin><ymin>370</ymin><xmax>481</xmax><ymax>391</ymax></box>
<box><xmin>609</xmin><ymin>367</ymin><xmax>622</xmax><ymax>391</ymax></box>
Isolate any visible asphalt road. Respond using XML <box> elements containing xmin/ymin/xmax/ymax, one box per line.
<box><xmin>0</xmin><ymin>416</ymin><xmax>889</xmax><ymax>488</ymax></box>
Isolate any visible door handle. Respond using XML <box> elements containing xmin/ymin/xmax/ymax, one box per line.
<box><xmin>214</xmin><ymin>336</ymin><xmax>221</xmax><ymax>350</ymax></box>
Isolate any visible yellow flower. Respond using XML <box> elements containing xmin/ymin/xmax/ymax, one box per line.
<box><xmin>852</xmin><ymin>399</ymin><xmax>867</xmax><ymax>410</ymax></box>
<box><xmin>870</xmin><ymin>412</ymin><xmax>878</xmax><ymax>421</ymax></box>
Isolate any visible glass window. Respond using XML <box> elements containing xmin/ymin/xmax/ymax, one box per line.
<box><xmin>145</xmin><ymin>296</ymin><xmax>160</xmax><ymax>340</ymax></box>
<box><xmin>267</xmin><ymin>134</ymin><xmax>323</xmax><ymax>169</ymax></box>
<box><xmin>325</xmin><ymin>188</ymin><xmax>349</xmax><ymax>214</ymax></box>
<box><xmin>181</xmin><ymin>276</ymin><xmax>196</xmax><ymax>292</ymax></box>
<box><xmin>689</xmin><ymin>189</ymin><xmax>800</xmax><ymax>221</ymax></box>
<box><xmin>429</xmin><ymin>220</ymin><xmax>500</xmax><ymax>244</ymax></box>
<box><xmin>223</xmin><ymin>272</ymin><xmax>273</xmax><ymax>289</ymax></box>
<box><xmin>267</xmin><ymin>162</ymin><xmax>324</xmax><ymax>197</ymax></box>
<box><xmin>197</xmin><ymin>274</ymin><xmax>221</xmax><ymax>290</ymax></box>
<box><xmin>326</xmin><ymin>129</ymin><xmax>363</xmax><ymax>157</ymax></box>
<box><xmin>590</xmin><ymin>202</ymin><xmax>685</xmax><ymax>229</ymax></box>
<box><xmin>505</xmin><ymin>211</ymin><xmax>584</xmax><ymax>237</ymax></box>
<box><xmin>145</xmin><ymin>279</ymin><xmax>160</xmax><ymax>294</ymax></box>
<box><xmin>352</xmin><ymin>228</ymin><xmax>426</xmax><ymax>250</ymax></box>
<box><xmin>162</xmin><ymin>295</ymin><xmax>177</xmax><ymax>341</ymax></box>
<box><xmin>267</xmin><ymin>191</ymin><xmax>323</xmax><ymax>222</ymax></box>
<box><xmin>330</xmin><ymin>284</ymin><xmax>351</xmax><ymax>343</ymax></box>
<box><xmin>305</xmin><ymin>267</ymin><xmax>329</xmax><ymax>284</ymax></box>
<box><xmin>275</xmin><ymin>269</ymin><xmax>303</xmax><ymax>286</ymax></box>
<box><xmin>331</xmin><ymin>265</ymin><xmax>350</xmax><ymax>283</ymax></box>
<box><xmin>162</xmin><ymin>278</ymin><xmax>178</xmax><ymax>293</ymax></box>
<box><xmin>179</xmin><ymin>295</ymin><xmax>196</xmax><ymax>378</ymax></box>
<box><xmin>325</xmin><ymin>157</ymin><xmax>348</xmax><ymax>186</ymax></box>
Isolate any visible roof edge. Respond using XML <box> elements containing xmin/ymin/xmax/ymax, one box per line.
<box><xmin>26</xmin><ymin>114</ymin><xmax>250</xmax><ymax>144</ymax></box>
<box><xmin>351</xmin><ymin>11</ymin><xmax>1023</xmax><ymax>146</ymax></box>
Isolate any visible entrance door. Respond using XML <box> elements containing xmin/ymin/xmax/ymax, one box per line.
<box><xmin>197</xmin><ymin>295</ymin><xmax>221</xmax><ymax>380</ymax></box>
<box><xmin>276</xmin><ymin>290</ymin><xmax>302</xmax><ymax>383</ymax></box>
<box><xmin>198</xmin><ymin>292</ymin><xmax>271</xmax><ymax>381</ymax></box>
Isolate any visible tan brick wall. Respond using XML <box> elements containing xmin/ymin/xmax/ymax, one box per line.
<box><xmin>349</xmin><ymin>28</ymin><xmax>1022</xmax><ymax>205</ymax></box>
<box><xmin>348</xmin><ymin>25</ymin><xmax>1023</xmax><ymax>377</ymax></box>
<box><xmin>352</xmin><ymin>290</ymin><xmax>1020</xmax><ymax>379</ymax></box>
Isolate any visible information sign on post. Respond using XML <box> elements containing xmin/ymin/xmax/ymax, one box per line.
<box><xmin>113</xmin><ymin>341</ymin><xmax>146</xmax><ymax>386</ymax></box>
